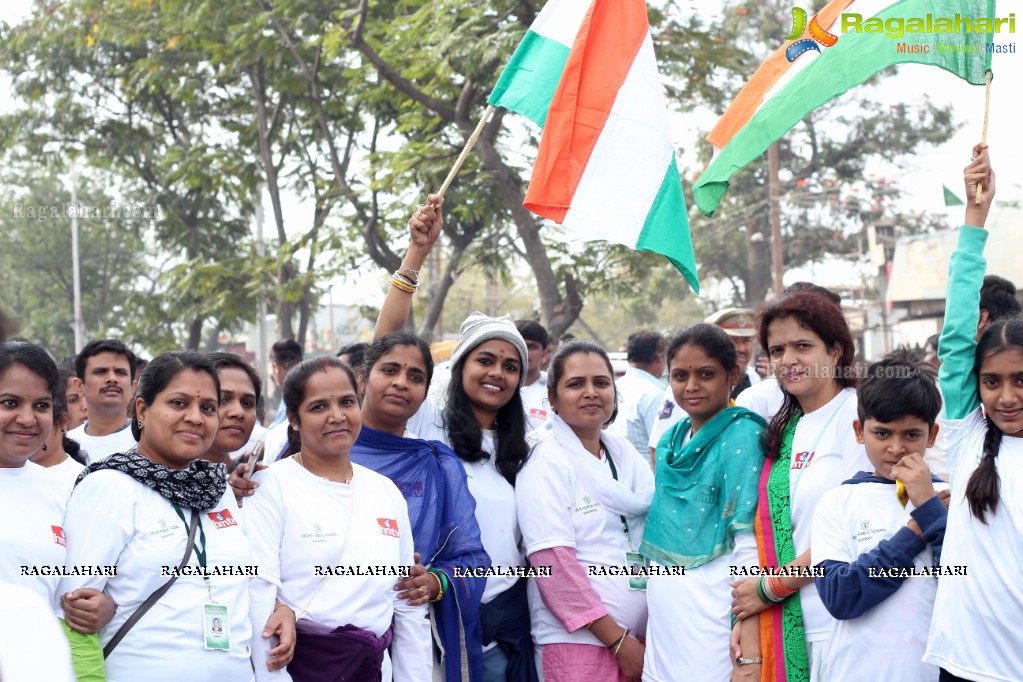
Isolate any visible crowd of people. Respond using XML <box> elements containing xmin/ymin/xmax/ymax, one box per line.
<box><xmin>0</xmin><ymin>146</ymin><xmax>1020</xmax><ymax>682</ymax></box>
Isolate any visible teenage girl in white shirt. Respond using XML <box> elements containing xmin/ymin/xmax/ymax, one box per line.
<box><xmin>923</xmin><ymin>146</ymin><xmax>1023</xmax><ymax>682</ymax></box>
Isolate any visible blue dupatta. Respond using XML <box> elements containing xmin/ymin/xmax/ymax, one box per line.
<box><xmin>351</xmin><ymin>425</ymin><xmax>489</xmax><ymax>681</ymax></box>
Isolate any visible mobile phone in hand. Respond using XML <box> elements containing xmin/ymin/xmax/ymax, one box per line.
<box><xmin>242</xmin><ymin>441</ymin><xmax>264</xmax><ymax>480</ymax></box>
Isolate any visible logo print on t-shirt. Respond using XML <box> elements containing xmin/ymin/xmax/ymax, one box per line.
<box><xmin>791</xmin><ymin>450</ymin><xmax>815</xmax><ymax>470</ymax></box>
<box><xmin>529</xmin><ymin>407</ymin><xmax>548</xmax><ymax>421</ymax></box>
<box><xmin>207</xmin><ymin>509</ymin><xmax>238</xmax><ymax>529</ymax></box>
<box><xmin>658</xmin><ymin>400</ymin><xmax>674</xmax><ymax>419</ymax></box>
<box><xmin>377</xmin><ymin>518</ymin><xmax>400</xmax><ymax>538</ymax></box>
<box><xmin>51</xmin><ymin>525</ymin><xmax>67</xmax><ymax>547</ymax></box>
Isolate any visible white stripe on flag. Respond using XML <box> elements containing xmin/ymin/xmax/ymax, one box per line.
<box><xmin>562</xmin><ymin>32</ymin><xmax>676</xmax><ymax>244</ymax></box>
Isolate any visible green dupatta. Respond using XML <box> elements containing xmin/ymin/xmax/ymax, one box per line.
<box><xmin>640</xmin><ymin>406</ymin><xmax>767</xmax><ymax>569</ymax></box>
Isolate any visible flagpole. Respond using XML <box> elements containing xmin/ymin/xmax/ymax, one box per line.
<box><xmin>975</xmin><ymin>70</ymin><xmax>992</xmax><ymax>205</ymax></box>
<box><xmin>436</xmin><ymin>104</ymin><xmax>495</xmax><ymax>198</ymax></box>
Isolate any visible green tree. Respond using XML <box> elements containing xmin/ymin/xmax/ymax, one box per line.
<box><xmin>0</xmin><ymin>172</ymin><xmax>149</xmax><ymax>356</ymax></box>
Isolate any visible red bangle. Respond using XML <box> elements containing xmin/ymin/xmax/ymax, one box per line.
<box><xmin>768</xmin><ymin>575</ymin><xmax>796</xmax><ymax>599</ymax></box>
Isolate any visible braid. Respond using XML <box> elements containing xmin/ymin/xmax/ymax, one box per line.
<box><xmin>965</xmin><ymin>415</ymin><xmax>1003</xmax><ymax>523</ymax></box>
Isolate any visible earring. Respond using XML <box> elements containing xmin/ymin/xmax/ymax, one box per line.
<box><xmin>41</xmin><ymin>442</ymin><xmax>48</xmax><ymax>451</ymax></box>
<box><xmin>137</xmin><ymin>419</ymin><xmax>144</xmax><ymax>430</ymax></box>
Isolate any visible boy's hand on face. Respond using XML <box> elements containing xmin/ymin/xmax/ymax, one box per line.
<box><xmin>889</xmin><ymin>453</ymin><xmax>936</xmax><ymax>508</ymax></box>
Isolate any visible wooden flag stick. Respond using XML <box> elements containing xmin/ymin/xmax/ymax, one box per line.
<box><xmin>436</xmin><ymin>104</ymin><xmax>496</xmax><ymax>199</ymax></box>
<box><xmin>976</xmin><ymin>70</ymin><xmax>993</xmax><ymax>205</ymax></box>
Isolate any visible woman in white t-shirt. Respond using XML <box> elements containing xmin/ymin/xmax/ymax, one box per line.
<box><xmin>0</xmin><ymin>341</ymin><xmax>67</xmax><ymax>608</ymax></box>
<box><xmin>245</xmin><ymin>356</ymin><xmax>431</xmax><ymax>682</ymax></box>
<box><xmin>30</xmin><ymin>365</ymin><xmax>87</xmax><ymax>496</ymax></box>
<box><xmin>374</xmin><ymin>196</ymin><xmax>539</xmax><ymax>682</ymax></box>
<box><xmin>60</xmin><ymin>351</ymin><xmax>295</xmax><ymax>682</ymax></box>
<box><xmin>516</xmin><ymin>341</ymin><xmax>654</xmax><ymax>682</ymax></box>
<box><xmin>203</xmin><ymin>352</ymin><xmax>263</xmax><ymax>470</ymax></box>
<box><xmin>729</xmin><ymin>288</ymin><xmax>870</xmax><ymax>682</ymax></box>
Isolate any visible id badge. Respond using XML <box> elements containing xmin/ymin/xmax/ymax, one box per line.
<box><xmin>204</xmin><ymin>603</ymin><xmax>230</xmax><ymax>651</ymax></box>
<box><xmin>626</xmin><ymin>551</ymin><xmax>648</xmax><ymax>591</ymax></box>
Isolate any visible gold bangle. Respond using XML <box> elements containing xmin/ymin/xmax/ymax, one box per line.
<box><xmin>428</xmin><ymin>571</ymin><xmax>444</xmax><ymax>602</ymax></box>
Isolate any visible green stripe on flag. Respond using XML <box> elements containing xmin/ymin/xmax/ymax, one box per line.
<box><xmin>636</xmin><ymin>157</ymin><xmax>699</xmax><ymax>292</ymax></box>
<box><xmin>694</xmin><ymin>0</ymin><xmax>995</xmax><ymax>217</ymax></box>
<box><xmin>487</xmin><ymin>31</ymin><xmax>571</xmax><ymax>128</ymax></box>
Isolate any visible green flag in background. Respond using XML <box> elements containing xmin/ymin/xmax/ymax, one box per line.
<box><xmin>943</xmin><ymin>184</ymin><xmax>965</xmax><ymax>206</ymax></box>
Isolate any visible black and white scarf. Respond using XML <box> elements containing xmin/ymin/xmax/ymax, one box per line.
<box><xmin>75</xmin><ymin>448</ymin><xmax>227</xmax><ymax>510</ymax></box>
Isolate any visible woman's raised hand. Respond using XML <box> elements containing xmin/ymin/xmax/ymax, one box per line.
<box><xmin>407</xmin><ymin>195</ymin><xmax>444</xmax><ymax>251</ymax></box>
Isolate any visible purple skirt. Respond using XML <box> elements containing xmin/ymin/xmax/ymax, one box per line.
<box><xmin>288</xmin><ymin>620</ymin><xmax>394</xmax><ymax>682</ymax></box>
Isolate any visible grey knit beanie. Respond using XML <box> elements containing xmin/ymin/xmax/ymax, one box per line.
<box><xmin>449</xmin><ymin>311</ymin><xmax>529</xmax><ymax>387</ymax></box>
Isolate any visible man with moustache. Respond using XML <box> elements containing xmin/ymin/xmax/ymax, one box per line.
<box><xmin>67</xmin><ymin>339</ymin><xmax>138</xmax><ymax>463</ymax></box>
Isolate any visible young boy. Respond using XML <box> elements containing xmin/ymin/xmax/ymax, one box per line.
<box><xmin>811</xmin><ymin>351</ymin><xmax>949</xmax><ymax>682</ymax></box>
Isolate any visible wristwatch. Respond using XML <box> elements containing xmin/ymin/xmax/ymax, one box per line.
<box><xmin>736</xmin><ymin>656</ymin><xmax>763</xmax><ymax>666</ymax></box>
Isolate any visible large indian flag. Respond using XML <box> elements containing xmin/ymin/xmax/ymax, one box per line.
<box><xmin>488</xmin><ymin>0</ymin><xmax>699</xmax><ymax>292</ymax></box>
<box><xmin>694</xmin><ymin>0</ymin><xmax>996</xmax><ymax>216</ymax></box>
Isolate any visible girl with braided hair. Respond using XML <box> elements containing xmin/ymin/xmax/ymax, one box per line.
<box><xmin>923</xmin><ymin>146</ymin><xmax>1023</xmax><ymax>682</ymax></box>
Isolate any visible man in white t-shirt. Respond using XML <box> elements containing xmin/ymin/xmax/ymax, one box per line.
<box><xmin>647</xmin><ymin>308</ymin><xmax>764</xmax><ymax>462</ymax></box>
<box><xmin>611</xmin><ymin>330</ymin><xmax>666</xmax><ymax>456</ymax></box>
<box><xmin>515</xmin><ymin>319</ymin><xmax>552</xmax><ymax>431</ymax></box>
<box><xmin>66</xmin><ymin>339</ymin><xmax>137</xmax><ymax>463</ymax></box>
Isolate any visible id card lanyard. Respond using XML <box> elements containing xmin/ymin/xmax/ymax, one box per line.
<box><xmin>600</xmin><ymin>440</ymin><xmax>647</xmax><ymax>591</ymax></box>
<box><xmin>172</xmin><ymin>503</ymin><xmax>232</xmax><ymax>651</ymax></box>
<box><xmin>171</xmin><ymin>503</ymin><xmax>211</xmax><ymax>599</ymax></box>
<box><xmin>599</xmin><ymin>440</ymin><xmax>634</xmax><ymax>551</ymax></box>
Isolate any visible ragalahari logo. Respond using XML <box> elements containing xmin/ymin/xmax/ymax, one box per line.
<box><xmin>785</xmin><ymin>7</ymin><xmax>839</xmax><ymax>62</ymax></box>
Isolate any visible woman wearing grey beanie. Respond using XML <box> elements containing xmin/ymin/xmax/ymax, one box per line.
<box><xmin>375</xmin><ymin>195</ymin><xmax>539</xmax><ymax>682</ymax></box>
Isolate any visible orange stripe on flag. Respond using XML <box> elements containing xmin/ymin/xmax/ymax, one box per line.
<box><xmin>705</xmin><ymin>0</ymin><xmax>856</xmax><ymax>150</ymax></box>
<box><xmin>524</xmin><ymin>0</ymin><xmax>649</xmax><ymax>223</ymax></box>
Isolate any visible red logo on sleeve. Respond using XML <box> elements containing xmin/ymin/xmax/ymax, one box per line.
<box><xmin>52</xmin><ymin>525</ymin><xmax>67</xmax><ymax>547</ymax></box>
<box><xmin>207</xmin><ymin>509</ymin><xmax>238</xmax><ymax>529</ymax></box>
<box><xmin>377</xmin><ymin>518</ymin><xmax>399</xmax><ymax>538</ymax></box>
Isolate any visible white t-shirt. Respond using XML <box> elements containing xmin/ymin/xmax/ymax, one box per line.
<box><xmin>516</xmin><ymin>430</ymin><xmax>652</xmax><ymax>646</ymax></box>
<box><xmin>812</xmin><ymin>480</ymin><xmax>949</xmax><ymax>681</ymax></box>
<box><xmin>643</xmin><ymin>535</ymin><xmax>758</xmax><ymax>681</ymax></box>
<box><xmin>521</xmin><ymin>375</ymin><xmax>551</xmax><ymax>432</ymax></box>
<box><xmin>0</xmin><ymin>583</ymin><xmax>75</xmax><ymax>682</ymax></box>
<box><xmin>261</xmin><ymin>421</ymin><xmax>290</xmax><ymax>464</ymax></box>
<box><xmin>0</xmin><ymin>463</ymin><xmax>67</xmax><ymax>608</ymax></box>
<box><xmin>60</xmin><ymin>471</ymin><xmax>254</xmax><ymax>682</ymax></box>
<box><xmin>66</xmin><ymin>422</ymin><xmax>136</xmax><ymax>464</ymax></box>
<box><xmin>787</xmin><ymin>387</ymin><xmax>870</xmax><ymax>641</ymax></box>
<box><xmin>407</xmin><ymin>400</ymin><xmax>526</xmax><ymax>604</ymax></box>
<box><xmin>47</xmin><ymin>456</ymin><xmax>85</xmax><ymax>501</ymax></box>
<box><xmin>735</xmin><ymin>376</ymin><xmax>785</xmax><ymax>421</ymax></box>
<box><xmin>245</xmin><ymin>458</ymin><xmax>430</xmax><ymax>682</ymax></box>
<box><xmin>924</xmin><ymin>408</ymin><xmax>1023</xmax><ymax>682</ymax></box>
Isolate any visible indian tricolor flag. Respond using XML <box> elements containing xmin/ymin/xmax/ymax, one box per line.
<box><xmin>693</xmin><ymin>0</ymin><xmax>995</xmax><ymax>217</ymax></box>
<box><xmin>488</xmin><ymin>0</ymin><xmax>698</xmax><ymax>292</ymax></box>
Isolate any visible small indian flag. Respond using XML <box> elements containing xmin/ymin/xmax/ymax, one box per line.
<box><xmin>488</xmin><ymin>0</ymin><xmax>699</xmax><ymax>293</ymax></box>
<box><xmin>693</xmin><ymin>0</ymin><xmax>995</xmax><ymax>217</ymax></box>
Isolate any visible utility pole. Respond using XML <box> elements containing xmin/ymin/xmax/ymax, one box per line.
<box><xmin>768</xmin><ymin>141</ymin><xmax>784</xmax><ymax>297</ymax></box>
<box><xmin>68</xmin><ymin>164</ymin><xmax>85</xmax><ymax>352</ymax></box>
